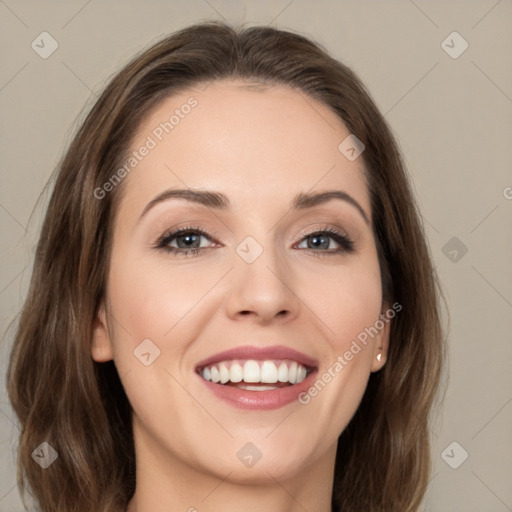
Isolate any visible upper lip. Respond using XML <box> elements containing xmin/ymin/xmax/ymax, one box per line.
<box><xmin>195</xmin><ymin>345</ymin><xmax>319</xmax><ymax>370</ymax></box>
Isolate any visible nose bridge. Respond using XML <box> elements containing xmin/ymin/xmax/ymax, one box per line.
<box><xmin>226</xmin><ymin>232</ymin><xmax>299</xmax><ymax>322</ymax></box>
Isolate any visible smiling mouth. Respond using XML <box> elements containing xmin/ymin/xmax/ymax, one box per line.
<box><xmin>196</xmin><ymin>359</ymin><xmax>313</xmax><ymax>391</ymax></box>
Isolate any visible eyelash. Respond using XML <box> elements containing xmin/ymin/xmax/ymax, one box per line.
<box><xmin>154</xmin><ymin>224</ymin><xmax>355</xmax><ymax>258</ymax></box>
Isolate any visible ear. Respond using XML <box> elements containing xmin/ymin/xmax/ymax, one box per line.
<box><xmin>91</xmin><ymin>301</ymin><xmax>114</xmax><ymax>362</ymax></box>
<box><xmin>370</xmin><ymin>305</ymin><xmax>391</xmax><ymax>373</ymax></box>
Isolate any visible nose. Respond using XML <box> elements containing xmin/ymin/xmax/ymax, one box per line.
<box><xmin>224</xmin><ymin>238</ymin><xmax>301</xmax><ymax>325</ymax></box>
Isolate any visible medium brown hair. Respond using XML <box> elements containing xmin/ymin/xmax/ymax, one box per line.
<box><xmin>7</xmin><ymin>21</ymin><xmax>446</xmax><ymax>512</ymax></box>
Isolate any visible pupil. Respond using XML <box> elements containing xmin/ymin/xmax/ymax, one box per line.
<box><xmin>310</xmin><ymin>235</ymin><xmax>328</xmax><ymax>249</ymax></box>
<box><xmin>178</xmin><ymin>234</ymin><xmax>199</xmax><ymax>249</ymax></box>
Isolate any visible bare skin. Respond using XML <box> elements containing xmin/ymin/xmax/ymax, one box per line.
<box><xmin>91</xmin><ymin>80</ymin><xmax>389</xmax><ymax>512</ymax></box>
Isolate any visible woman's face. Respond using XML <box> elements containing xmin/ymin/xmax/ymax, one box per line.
<box><xmin>92</xmin><ymin>80</ymin><xmax>389</xmax><ymax>484</ymax></box>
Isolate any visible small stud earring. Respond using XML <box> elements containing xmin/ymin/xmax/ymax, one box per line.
<box><xmin>376</xmin><ymin>353</ymin><xmax>382</xmax><ymax>362</ymax></box>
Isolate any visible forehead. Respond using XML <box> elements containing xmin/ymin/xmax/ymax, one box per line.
<box><xmin>119</xmin><ymin>79</ymin><xmax>369</xmax><ymax>218</ymax></box>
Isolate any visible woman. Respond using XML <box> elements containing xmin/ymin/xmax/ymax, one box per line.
<box><xmin>7</xmin><ymin>21</ymin><xmax>446</xmax><ymax>512</ymax></box>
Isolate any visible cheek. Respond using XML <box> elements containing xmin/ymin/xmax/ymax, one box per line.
<box><xmin>104</xmin><ymin>252</ymin><xmax>231</xmax><ymax>402</ymax></box>
<box><xmin>305</xmin><ymin>254</ymin><xmax>383</xmax><ymax>350</ymax></box>
<box><xmin>296</xmin><ymin>256</ymin><xmax>382</xmax><ymax>432</ymax></box>
<box><xmin>331</xmin><ymin>273</ymin><xmax>382</xmax><ymax>348</ymax></box>
<box><xmin>103</xmin><ymin>257</ymin><xmax>211</xmax><ymax>428</ymax></box>
<box><xmin>107</xmin><ymin>255</ymin><xmax>214</xmax><ymax>343</ymax></box>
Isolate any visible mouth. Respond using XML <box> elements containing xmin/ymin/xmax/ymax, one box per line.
<box><xmin>197</xmin><ymin>359</ymin><xmax>313</xmax><ymax>389</ymax></box>
<box><xmin>194</xmin><ymin>345</ymin><xmax>318</xmax><ymax>410</ymax></box>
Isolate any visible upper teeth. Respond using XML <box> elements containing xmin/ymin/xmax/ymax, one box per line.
<box><xmin>200</xmin><ymin>359</ymin><xmax>309</xmax><ymax>385</ymax></box>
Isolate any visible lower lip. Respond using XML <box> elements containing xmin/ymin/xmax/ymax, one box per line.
<box><xmin>197</xmin><ymin>371</ymin><xmax>317</xmax><ymax>410</ymax></box>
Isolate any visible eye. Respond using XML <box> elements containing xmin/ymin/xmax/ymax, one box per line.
<box><xmin>296</xmin><ymin>227</ymin><xmax>355</xmax><ymax>257</ymax></box>
<box><xmin>154</xmin><ymin>225</ymin><xmax>218</xmax><ymax>257</ymax></box>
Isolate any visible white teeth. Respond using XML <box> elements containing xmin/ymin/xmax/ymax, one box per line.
<box><xmin>199</xmin><ymin>359</ymin><xmax>310</xmax><ymax>386</ymax></box>
<box><xmin>219</xmin><ymin>363</ymin><xmax>230</xmax><ymax>384</ymax></box>
<box><xmin>260</xmin><ymin>361</ymin><xmax>278</xmax><ymax>383</ymax></box>
<box><xmin>238</xmin><ymin>384</ymin><xmax>281</xmax><ymax>391</ymax></box>
<box><xmin>288</xmin><ymin>361</ymin><xmax>297</xmax><ymax>384</ymax></box>
<box><xmin>277</xmin><ymin>362</ymin><xmax>288</xmax><ymax>382</ymax></box>
<box><xmin>210</xmin><ymin>366</ymin><xmax>220</xmax><ymax>383</ymax></box>
<box><xmin>229</xmin><ymin>363</ymin><xmax>243</xmax><ymax>383</ymax></box>
<box><xmin>297</xmin><ymin>365</ymin><xmax>307</xmax><ymax>383</ymax></box>
<box><xmin>243</xmin><ymin>360</ymin><xmax>261</xmax><ymax>383</ymax></box>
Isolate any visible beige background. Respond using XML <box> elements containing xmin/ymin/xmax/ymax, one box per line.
<box><xmin>1</xmin><ymin>1</ymin><xmax>511</xmax><ymax>511</ymax></box>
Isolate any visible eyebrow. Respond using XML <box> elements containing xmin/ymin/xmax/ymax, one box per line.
<box><xmin>139</xmin><ymin>188</ymin><xmax>370</xmax><ymax>224</ymax></box>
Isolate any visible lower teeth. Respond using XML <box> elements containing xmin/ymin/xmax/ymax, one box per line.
<box><xmin>223</xmin><ymin>382</ymin><xmax>292</xmax><ymax>391</ymax></box>
<box><xmin>236</xmin><ymin>384</ymin><xmax>280</xmax><ymax>391</ymax></box>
